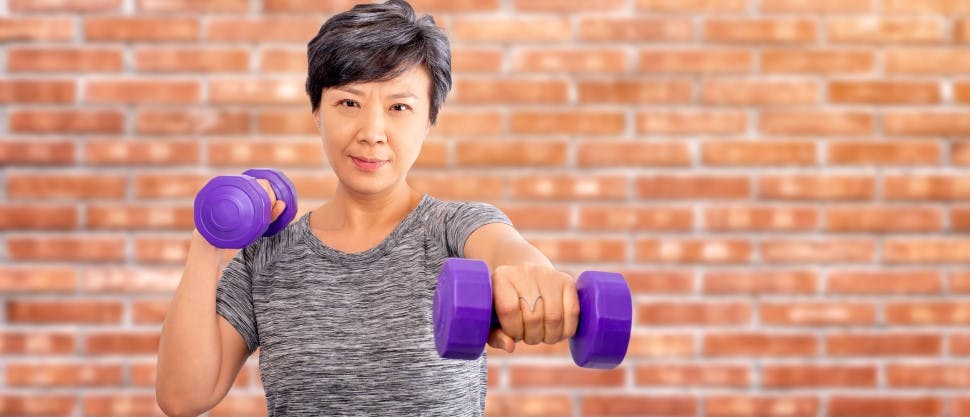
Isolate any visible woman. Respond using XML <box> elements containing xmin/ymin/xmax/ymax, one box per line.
<box><xmin>156</xmin><ymin>1</ymin><xmax>579</xmax><ymax>415</ymax></box>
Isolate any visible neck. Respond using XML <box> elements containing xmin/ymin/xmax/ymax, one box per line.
<box><xmin>313</xmin><ymin>181</ymin><xmax>422</xmax><ymax>232</ymax></box>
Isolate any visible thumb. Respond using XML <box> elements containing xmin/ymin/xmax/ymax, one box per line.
<box><xmin>487</xmin><ymin>328</ymin><xmax>516</xmax><ymax>353</ymax></box>
<box><xmin>270</xmin><ymin>200</ymin><xmax>286</xmax><ymax>222</ymax></box>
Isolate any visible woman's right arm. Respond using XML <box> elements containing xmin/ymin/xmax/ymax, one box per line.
<box><xmin>155</xmin><ymin>231</ymin><xmax>251</xmax><ymax>417</ymax></box>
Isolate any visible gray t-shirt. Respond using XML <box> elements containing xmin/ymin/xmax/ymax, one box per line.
<box><xmin>216</xmin><ymin>194</ymin><xmax>512</xmax><ymax>416</ymax></box>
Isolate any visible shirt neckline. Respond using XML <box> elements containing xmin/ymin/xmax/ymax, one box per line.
<box><xmin>300</xmin><ymin>194</ymin><xmax>432</xmax><ymax>263</ymax></box>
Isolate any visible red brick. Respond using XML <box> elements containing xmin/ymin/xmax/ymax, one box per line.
<box><xmin>408</xmin><ymin>174</ymin><xmax>502</xmax><ymax>200</ymax></box>
<box><xmin>638</xmin><ymin>175</ymin><xmax>750</xmax><ymax>199</ymax></box>
<box><xmin>956</xmin><ymin>207</ymin><xmax>970</xmax><ymax>230</ymax></box>
<box><xmin>132</xmin><ymin>299</ymin><xmax>168</xmax><ymax>324</ymax></box>
<box><xmin>135</xmin><ymin>237</ymin><xmax>191</xmax><ymax>264</ymax></box>
<box><xmin>513</xmin><ymin>0</ymin><xmax>627</xmax><ymax>12</ymax></box>
<box><xmin>136</xmin><ymin>0</ymin><xmax>248</xmax><ymax>12</ymax></box>
<box><xmin>10</xmin><ymin>0</ymin><xmax>121</xmax><ymax>12</ymax></box>
<box><xmin>510</xmin><ymin>175</ymin><xmax>626</xmax><ymax>200</ymax></box>
<box><xmin>828</xmin><ymin>396</ymin><xmax>943</xmax><ymax>417</ymax></box>
<box><xmin>133</xmin><ymin>173</ymin><xmax>206</xmax><ymax>199</ymax></box>
<box><xmin>883</xmin><ymin>0</ymin><xmax>970</xmax><ymax>13</ymax></box>
<box><xmin>636</xmin><ymin>301</ymin><xmax>752</xmax><ymax>325</ymax></box>
<box><xmin>258</xmin><ymin>109</ymin><xmax>318</xmax><ymax>135</ymax></box>
<box><xmin>208</xmin><ymin>139</ymin><xmax>323</xmax><ymax>167</ymax></box>
<box><xmin>621</xmin><ymin>270</ymin><xmax>694</xmax><ymax>294</ymax></box>
<box><xmin>956</xmin><ymin>20</ymin><xmax>970</xmax><ymax>42</ymax></box>
<box><xmin>761</xmin><ymin>302</ymin><xmax>876</xmax><ymax>326</ymax></box>
<box><xmin>261</xmin><ymin>0</ymin><xmax>376</xmax><ymax>12</ymax></box>
<box><xmin>0</xmin><ymin>332</ymin><xmax>76</xmax><ymax>355</ymax></box>
<box><xmin>0</xmin><ymin>80</ymin><xmax>75</xmax><ymax>103</ymax></box>
<box><xmin>884</xmin><ymin>175</ymin><xmax>970</xmax><ymax>200</ymax></box>
<box><xmin>638</xmin><ymin>110</ymin><xmax>747</xmax><ymax>134</ymax></box>
<box><xmin>456</xmin><ymin>139</ymin><xmax>567</xmax><ymax>166</ymax></box>
<box><xmin>637</xmin><ymin>0</ymin><xmax>747</xmax><ymax>12</ymax></box>
<box><xmin>81</xmin><ymin>267</ymin><xmax>181</xmax><ymax>294</ymax></box>
<box><xmin>827</xmin><ymin>140</ymin><xmax>940</xmax><ymax>165</ymax></box>
<box><xmin>703</xmin><ymin>270</ymin><xmax>818</xmax><ymax>294</ymax></box>
<box><xmin>6</xmin><ymin>363</ymin><xmax>122</xmax><ymax>387</ymax></box>
<box><xmin>260</xmin><ymin>48</ymin><xmax>305</xmax><ymax>73</ymax></box>
<box><xmin>628</xmin><ymin>333</ymin><xmax>695</xmax><ymax>358</ymax></box>
<box><xmin>0</xmin><ymin>267</ymin><xmax>76</xmax><ymax>293</ymax></box>
<box><xmin>415</xmin><ymin>140</ymin><xmax>447</xmax><ymax>168</ymax></box>
<box><xmin>136</xmin><ymin>109</ymin><xmax>250</xmax><ymax>135</ymax></box>
<box><xmin>86</xmin><ymin>80</ymin><xmax>200</xmax><ymax>104</ymax></box>
<box><xmin>579</xmin><ymin>205</ymin><xmax>693</xmax><ymax>231</ymax></box>
<box><xmin>486</xmin><ymin>394</ymin><xmax>573</xmax><ymax>417</ymax></box>
<box><xmin>8</xmin><ymin>236</ymin><xmax>126</xmax><ymax>262</ymax></box>
<box><xmin>636</xmin><ymin>238</ymin><xmax>752</xmax><ymax>263</ymax></box>
<box><xmin>512</xmin><ymin>48</ymin><xmax>629</xmax><ymax>73</ymax></box>
<box><xmin>496</xmin><ymin>204</ymin><xmax>571</xmax><ymax>231</ymax></box>
<box><xmin>135</xmin><ymin>47</ymin><xmax>249</xmax><ymax>72</ymax></box>
<box><xmin>829</xmin><ymin>81</ymin><xmax>940</xmax><ymax>104</ymax></box>
<box><xmin>84</xmin><ymin>139</ymin><xmax>199</xmax><ymax>166</ymax></box>
<box><xmin>828</xmin><ymin>270</ymin><xmax>942</xmax><ymax>294</ymax></box>
<box><xmin>209</xmin><ymin>78</ymin><xmax>306</xmax><ymax>105</ymax></box>
<box><xmin>453</xmin><ymin>79</ymin><xmax>568</xmax><ymax>104</ymax></box>
<box><xmin>956</xmin><ymin>82</ymin><xmax>970</xmax><ymax>103</ymax></box>
<box><xmin>702</xmin><ymin>79</ymin><xmax>818</xmax><ymax>105</ymax></box>
<box><xmin>706</xmin><ymin>396</ymin><xmax>819</xmax><ymax>417</ymax></box>
<box><xmin>84</xmin><ymin>17</ymin><xmax>198</xmax><ymax>41</ymax></box>
<box><xmin>762</xmin><ymin>365</ymin><xmax>876</xmax><ymax>387</ymax></box>
<box><xmin>0</xmin><ymin>395</ymin><xmax>74</xmax><ymax>416</ymax></box>
<box><xmin>762</xmin><ymin>49</ymin><xmax>874</xmax><ymax>73</ymax></box>
<box><xmin>527</xmin><ymin>237</ymin><xmax>627</xmax><ymax>263</ymax></box>
<box><xmin>0</xmin><ymin>18</ymin><xmax>74</xmax><ymax>41</ymax></box>
<box><xmin>760</xmin><ymin>239</ymin><xmax>876</xmax><ymax>263</ymax></box>
<box><xmin>761</xmin><ymin>0</ymin><xmax>872</xmax><ymax>12</ymax></box>
<box><xmin>451</xmin><ymin>17</ymin><xmax>571</xmax><ymax>42</ymax></box>
<box><xmin>10</xmin><ymin>109</ymin><xmax>124</xmax><ymax>133</ymax></box>
<box><xmin>85</xmin><ymin>332</ymin><xmax>159</xmax><ymax>355</ymax></box>
<box><xmin>83</xmin><ymin>394</ymin><xmax>162</xmax><ymax>417</ymax></box>
<box><xmin>0</xmin><ymin>140</ymin><xmax>75</xmax><ymax>165</ymax></box>
<box><xmin>87</xmin><ymin>204</ymin><xmax>193</xmax><ymax>230</ymax></box>
<box><xmin>509</xmin><ymin>365</ymin><xmax>624</xmax><ymax>388</ymax></box>
<box><xmin>7</xmin><ymin>47</ymin><xmax>123</xmax><ymax>72</ymax></box>
<box><xmin>826</xmin><ymin>206</ymin><xmax>942</xmax><ymax>232</ymax></box>
<box><xmin>887</xmin><ymin>364</ymin><xmax>970</xmax><ymax>388</ymax></box>
<box><xmin>887</xmin><ymin>302</ymin><xmax>970</xmax><ymax>325</ymax></box>
<box><xmin>758</xmin><ymin>175</ymin><xmax>875</xmax><ymax>200</ymax></box>
<box><xmin>580</xmin><ymin>17</ymin><xmax>693</xmax><ymax>41</ymax></box>
<box><xmin>511</xmin><ymin>111</ymin><xmax>625</xmax><ymax>135</ymax></box>
<box><xmin>705</xmin><ymin>19</ymin><xmax>816</xmax><ymax>43</ymax></box>
<box><xmin>761</xmin><ymin>111</ymin><xmax>873</xmax><ymax>135</ymax></box>
<box><xmin>887</xmin><ymin>48</ymin><xmax>970</xmax><ymax>73</ymax></box>
<box><xmin>704</xmin><ymin>333</ymin><xmax>818</xmax><ymax>356</ymax></box>
<box><xmin>7</xmin><ymin>173</ymin><xmax>126</xmax><ymax>200</ymax></box>
<box><xmin>636</xmin><ymin>364</ymin><xmax>749</xmax><ymax>387</ymax></box>
<box><xmin>885</xmin><ymin>239</ymin><xmax>970</xmax><ymax>263</ymax></box>
<box><xmin>704</xmin><ymin>205</ymin><xmax>818</xmax><ymax>231</ymax></box>
<box><xmin>206</xmin><ymin>17</ymin><xmax>321</xmax><ymax>41</ymax></box>
<box><xmin>452</xmin><ymin>48</ymin><xmax>503</xmax><ymax>73</ymax></box>
<box><xmin>7</xmin><ymin>301</ymin><xmax>122</xmax><ymax>324</ymax></box>
<box><xmin>827</xmin><ymin>333</ymin><xmax>942</xmax><ymax>356</ymax></box>
<box><xmin>578</xmin><ymin>140</ymin><xmax>691</xmax><ymax>167</ymax></box>
<box><xmin>886</xmin><ymin>112</ymin><xmax>970</xmax><ymax>135</ymax></box>
<box><xmin>953</xmin><ymin>141</ymin><xmax>970</xmax><ymax>165</ymax></box>
<box><xmin>579</xmin><ymin>79</ymin><xmax>693</xmax><ymax>104</ymax></box>
<box><xmin>639</xmin><ymin>49</ymin><xmax>753</xmax><ymax>73</ymax></box>
<box><xmin>581</xmin><ymin>394</ymin><xmax>696</xmax><ymax>417</ymax></box>
<box><xmin>702</xmin><ymin>140</ymin><xmax>816</xmax><ymax>166</ymax></box>
<box><xmin>0</xmin><ymin>205</ymin><xmax>77</xmax><ymax>230</ymax></box>
<box><xmin>431</xmin><ymin>110</ymin><xmax>504</xmax><ymax>136</ymax></box>
<box><xmin>829</xmin><ymin>18</ymin><xmax>944</xmax><ymax>43</ymax></box>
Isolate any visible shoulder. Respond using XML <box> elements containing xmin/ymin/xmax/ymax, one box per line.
<box><xmin>241</xmin><ymin>213</ymin><xmax>309</xmax><ymax>276</ymax></box>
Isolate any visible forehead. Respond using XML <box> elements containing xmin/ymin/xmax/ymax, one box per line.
<box><xmin>331</xmin><ymin>65</ymin><xmax>430</xmax><ymax>97</ymax></box>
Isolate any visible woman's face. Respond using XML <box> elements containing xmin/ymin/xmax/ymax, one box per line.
<box><xmin>314</xmin><ymin>65</ymin><xmax>432</xmax><ymax>197</ymax></box>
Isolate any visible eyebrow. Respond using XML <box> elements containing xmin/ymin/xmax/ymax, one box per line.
<box><xmin>335</xmin><ymin>86</ymin><xmax>417</xmax><ymax>100</ymax></box>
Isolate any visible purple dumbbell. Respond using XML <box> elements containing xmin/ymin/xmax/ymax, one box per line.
<box><xmin>193</xmin><ymin>168</ymin><xmax>298</xmax><ymax>249</ymax></box>
<box><xmin>433</xmin><ymin>258</ymin><xmax>633</xmax><ymax>369</ymax></box>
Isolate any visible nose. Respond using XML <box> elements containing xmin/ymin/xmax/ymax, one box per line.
<box><xmin>356</xmin><ymin>105</ymin><xmax>387</xmax><ymax>145</ymax></box>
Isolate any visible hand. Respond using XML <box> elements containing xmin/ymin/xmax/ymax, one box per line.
<box><xmin>255</xmin><ymin>179</ymin><xmax>287</xmax><ymax>222</ymax></box>
<box><xmin>487</xmin><ymin>264</ymin><xmax>580</xmax><ymax>353</ymax></box>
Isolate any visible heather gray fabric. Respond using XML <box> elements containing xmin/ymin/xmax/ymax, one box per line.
<box><xmin>215</xmin><ymin>194</ymin><xmax>511</xmax><ymax>416</ymax></box>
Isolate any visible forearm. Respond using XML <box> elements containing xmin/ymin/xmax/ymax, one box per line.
<box><xmin>156</xmin><ymin>232</ymin><xmax>225</xmax><ymax>414</ymax></box>
<box><xmin>487</xmin><ymin>236</ymin><xmax>554</xmax><ymax>271</ymax></box>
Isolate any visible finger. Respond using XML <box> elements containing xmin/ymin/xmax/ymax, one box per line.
<box><xmin>491</xmin><ymin>268</ymin><xmax>523</xmax><ymax>343</ymax></box>
<box><xmin>486</xmin><ymin>328</ymin><xmax>516</xmax><ymax>353</ymax></box>
<box><xmin>539</xmin><ymin>271</ymin><xmax>566</xmax><ymax>344</ymax></box>
<box><xmin>255</xmin><ymin>179</ymin><xmax>278</xmax><ymax>203</ymax></box>
<box><xmin>270</xmin><ymin>200</ymin><xmax>286</xmax><ymax>222</ymax></box>
<box><xmin>508</xmin><ymin>265</ymin><xmax>544</xmax><ymax>345</ymax></box>
<box><xmin>562</xmin><ymin>276</ymin><xmax>580</xmax><ymax>340</ymax></box>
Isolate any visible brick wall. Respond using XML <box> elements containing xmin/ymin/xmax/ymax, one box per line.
<box><xmin>2</xmin><ymin>0</ymin><xmax>969</xmax><ymax>416</ymax></box>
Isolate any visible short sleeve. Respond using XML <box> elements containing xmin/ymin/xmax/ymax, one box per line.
<box><xmin>445</xmin><ymin>201</ymin><xmax>513</xmax><ymax>258</ymax></box>
<box><xmin>215</xmin><ymin>246</ymin><xmax>259</xmax><ymax>355</ymax></box>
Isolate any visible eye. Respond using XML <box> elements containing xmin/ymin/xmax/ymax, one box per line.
<box><xmin>338</xmin><ymin>99</ymin><xmax>359</xmax><ymax>108</ymax></box>
<box><xmin>390</xmin><ymin>103</ymin><xmax>411</xmax><ymax>112</ymax></box>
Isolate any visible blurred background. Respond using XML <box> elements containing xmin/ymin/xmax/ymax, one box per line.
<box><xmin>2</xmin><ymin>0</ymin><xmax>970</xmax><ymax>416</ymax></box>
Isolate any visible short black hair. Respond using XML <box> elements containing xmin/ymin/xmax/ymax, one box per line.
<box><xmin>305</xmin><ymin>0</ymin><xmax>452</xmax><ymax>125</ymax></box>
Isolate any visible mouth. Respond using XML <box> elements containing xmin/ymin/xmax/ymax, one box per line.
<box><xmin>350</xmin><ymin>155</ymin><xmax>388</xmax><ymax>171</ymax></box>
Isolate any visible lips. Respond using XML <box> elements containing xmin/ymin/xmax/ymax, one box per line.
<box><xmin>350</xmin><ymin>155</ymin><xmax>387</xmax><ymax>171</ymax></box>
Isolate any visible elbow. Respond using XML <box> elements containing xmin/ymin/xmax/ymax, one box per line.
<box><xmin>156</xmin><ymin>381</ymin><xmax>208</xmax><ymax>417</ymax></box>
